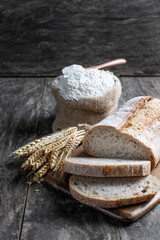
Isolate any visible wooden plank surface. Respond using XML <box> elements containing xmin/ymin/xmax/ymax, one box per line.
<box><xmin>19</xmin><ymin>77</ymin><xmax>160</xmax><ymax>240</ymax></box>
<box><xmin>0</xmin><ymin>1</ymin><xmax>160</xmax><ymax>76</ymax></box>
<box><xmin>0</xmin><ymin>78</ymin><xmax>45</xmax><ymax>239</ymax></box>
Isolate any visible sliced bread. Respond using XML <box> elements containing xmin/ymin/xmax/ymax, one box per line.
<box><xmin>83</xmin><ymin>96</ymin><xmax>160</xmax><ymax>169</ymax></box>
<box><xmin>69</xmin><ymin>175</ymin><xmax>160</xmax><ymax>208</ymax></box>
<box><xmin>64</xmin><ymin>157</ymin><xmax>151</xmax><ymax>177</ymax></box>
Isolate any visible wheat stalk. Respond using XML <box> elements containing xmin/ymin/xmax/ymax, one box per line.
<box><xmin>14</xmin><ymin>127</ymin><xmax>77</xmax><ymax>158</ymax></box>
<box><xmin>32</xmin><ymin>163</ymin><xmax>50</xmax><ymax>183</ymax></box>
<box><xmin>28</xmin><ymin>149</ymin><xmax>44</xmax><ymax>165</ymax></box>
<box><xmin>53</xmin><ymin>130</ymin><xmax>85</xmax><ymax>180</ymax></box>
<box><xmin>31</xmin><ymin>151</ymin><xmax>60</xmax><ymax>183</ymax></box>
<box><xmin>44</xmin><ymin>136</ymin><xmax>68</xmax><ymax>154</ymax></box>
<box><xmin>35</xmin><ymin>129</ymin><xmax>85</xmax><ymax>182</ymax></box>
<box><xmin>26</xmin><ymin>154</ymin><xmax>51</xmax><ymax>180</ymax></box>
<box><xmin>32</xmin><ymin>156</ymin><xmax>48</xmax><ymax>171</ymax></box>
<box><xmin>14</xmin><ymin>127</ymin><xmax>85</xmax><ymax>183</ymax></box>
<box><xmin>21</xmin><ymin>149</ymin><xmax>45</xmax><ymax>170</ymax></box>
<box><xmin>49</xmin><ymin>151</ymin><xmax>60</xmax><ymax>169</ymax></box>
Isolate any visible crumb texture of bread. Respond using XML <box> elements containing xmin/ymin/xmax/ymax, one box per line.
<box><xmin>69</xmin><ymin>175</ymin><xmax>160</xmax><ymax>208</ymax></box>
<box><xmin>64</xmin><ymin>157</ymin><xmax>151</xmax><ymax>177</ymax></box>
<box><xmin>83</xmin><ymin>96</ymin><xmax>160</xmax><ymax>168</ymax></box>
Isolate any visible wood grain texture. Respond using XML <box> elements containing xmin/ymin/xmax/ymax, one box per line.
<box><xmin>0</xmin><ymin>1</ymin><xmax>160</xmax><ymax>76</ymax></box>
<box><xmin>20</xmin><ymin>77</ymin><xmax>160</xmax><ymax>240</ymax></box>
<box><xmin>0</xmin><ymin>78</ymin><xmax>45</xmax><ymax>239</ymax></box>
<box><xmin>37</xmin><ymin>78</ymin><xmax>56</xmax><ymax>137</ymax></box>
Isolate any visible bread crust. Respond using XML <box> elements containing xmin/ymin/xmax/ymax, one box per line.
<box><xmin>83</xmin><ymin>96</ymin><xmax>160</xmax><ymax>168</ymax></box>
<box><xmin>96</xmin><ymin>96</ymin><xmax>152</xmax><ymax>130</ymax></box>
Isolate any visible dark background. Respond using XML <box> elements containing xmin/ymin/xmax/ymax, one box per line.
<box><xmin>0</xmin><ymin>0</ymin><xmax>160</xmax><ymax>76</ymax></box>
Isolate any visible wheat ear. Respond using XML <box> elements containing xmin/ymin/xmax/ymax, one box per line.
<box><xmin>44</xmin><ymin>136</ymin><xmax>68</xmax><ymax>154</ymax></box>
<box><xmin>32</xmin><ymin>163</ymin><xmax>50</xmax><ymax>183</ymax></box>
<box><xmin>49</xmin><ymin>151</ymin><xmax>60</xmax><ymax>169</ymax></box>
<box><xmin>53</xmin><ymin>130</ymin><xmax>85</xmax><ymax>180</ymax></box>
<box><xmin>21</xmin><ymin>149</ymin><xmax>45</xmax><ymax>170</ymax></box>
<box><xmin>14</xmin><ymin>127</ymin><xmax>85</xmax><ymax>184</ymax></box>
<box><xmin>14</xmin><ymin>127</ymin><xmax>77</xmax><ymax>158</ymax></box>
<box><xmin>32</xmin><ymin>156</ymin><xmax>48</xmax><ymax>171</ymax></box>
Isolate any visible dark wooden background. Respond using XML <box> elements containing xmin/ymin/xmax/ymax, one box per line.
<box><xmin>0</xmin><ymin>0</ymin><xmax>160</xmax><ymax>76</ymax></box>
<box><xmin>1</xmin><ymin>1</ymin><xmax>160</xmax><ymax>240</ymax></box>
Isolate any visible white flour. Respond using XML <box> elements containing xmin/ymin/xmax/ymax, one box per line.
<box><xmin>54</xmin><ymin>64</ymin><xmax>118</xmax><ymax>100</ymax></box>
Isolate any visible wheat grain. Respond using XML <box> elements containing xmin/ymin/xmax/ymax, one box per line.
<box><xmin>32</xmin><ymin>156</ymin><xmax>48</xmax><ymax>171</ymax></box>
<box><xmin>44</xmin><ymin>137</ymin><xmax>67</xmax><ymax>154</ymax></box>
<box><xmin>27</xmin><ymin>149</ymin><xmax>45</xmax><ymax>166</ymax></box>
<box><xmin>49</xmin><ymin>151</ymin><xmax>60</xmax><ymax>169</ymax></box>
<box><xmin>21</xmin><ymin>160</ymin><xmax>30</xmax><ymax>170</ymax></box>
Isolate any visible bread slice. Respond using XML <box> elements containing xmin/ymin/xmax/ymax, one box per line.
<box><xmin>64</xmin><ymin>157</ymin><xmax>151</xmax><ymax>177</ymax></box>
<box><xmin>83</xmin><ymin>96</ymin><xmax>160</xmax><ymax>169</ymax></box>
<box><xmin>69</xmin><ymin>175</ymin><xmax>160</xmax><ymax>208</ymax></box>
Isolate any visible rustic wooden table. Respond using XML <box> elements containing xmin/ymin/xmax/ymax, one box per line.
<box><xmin>1</xmin><ymin>76</ymin><xmax>160</xmax><ymax>240</ymax></box>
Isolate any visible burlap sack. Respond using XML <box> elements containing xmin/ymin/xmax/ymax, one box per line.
<box><xmin>51</xmin><ymin>76</ymin><xmax>121</xmax><ymax>131</ymax></box>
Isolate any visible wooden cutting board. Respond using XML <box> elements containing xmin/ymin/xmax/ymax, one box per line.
<box><xmin>44</xmin><ymin>146</ymin><xmax>160</xmax><ymax>222</ymax></box>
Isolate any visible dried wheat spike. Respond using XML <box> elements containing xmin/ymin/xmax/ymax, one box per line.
<box><xmin>27</xmin><ymin>149</ymin><xmax>45</xmax><ymax>166</ymax></box>
<box><xmin>53</xmin><ymin>151</ymin><xmax>66</xmax><ymax>173</ymax></box>
<box><xmin>21</xmin><ymin>149</ymin><xmax>45</xmax><ymax>170</ymax></box>
<box><xmin>54</xmin><ymin>131</ymin><xmax>85</xmax><ymax>176</ymax></box>
<box><xmin>21</xmin><ymin>160</ymin><xmax>30</xmax><ymax>170</ymax></box>
<box><xmin>33</xmin><ymin>163</ymin><xmax>50</xmax><ymax>183</ymax></box>
<box><xmin>64</xmin><ymin>133</ymin><xmax>76</xmax><ymax>153</ymax></box>
<box><xmin>21</xmin><ymin>148</ymin><xmax>47</xmax><ymax>171</ymax></box>
<box><xmin>54</xmin><ymin>134</ymin><xmax>76</xmax><ymax>173</ymax></box>
<box><xmin>32</xmin><ymin>156</ymin><xmax>48</xmax><ymax>171</ymax></box>
<box><xmin>66</xmin><ymin>130</ymin><xmax>85</xmax><ymax>155</ymax></box>
<box><xmin>15</xmin><ymin>126</ymin><xmax>86</xmax><ymax>184</ymax></box>
<box><xmin>32</xmin><ymin>150</ymin><xmax>54</xmax><ymax>171</ymax></box>
<box><xmin>44</xmin><ymin>136</ymin><xmax>69</xmax><ymax>154</ymax></box>
<box><xmin>49</xmin><ymin>151</ymin><xmax>60</xmax><ymax>169</ymax></box>
<box><xmin>14</xmin><ymin>127</ymin><xmax>77</xmax><ymax>158</ymax></box>
<box><xmin>54</xmin><ymin>127</ymin><xmax>77</xmax><ymax>139</ymax></box>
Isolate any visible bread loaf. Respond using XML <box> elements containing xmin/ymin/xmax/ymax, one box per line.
<box><xmin>83</xmin><ymin>96</ymin><xmax>160</xmax><ymax>169</ymax></box>
<box><xmin>69</xmin><ymin>175</ymin><xmax>160</xmax><ymax>208</ymax></box>
<box><xmin>64</xmin><ymin>157</ymin><xmax>151</xmax><ymax>177</ymax></box>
